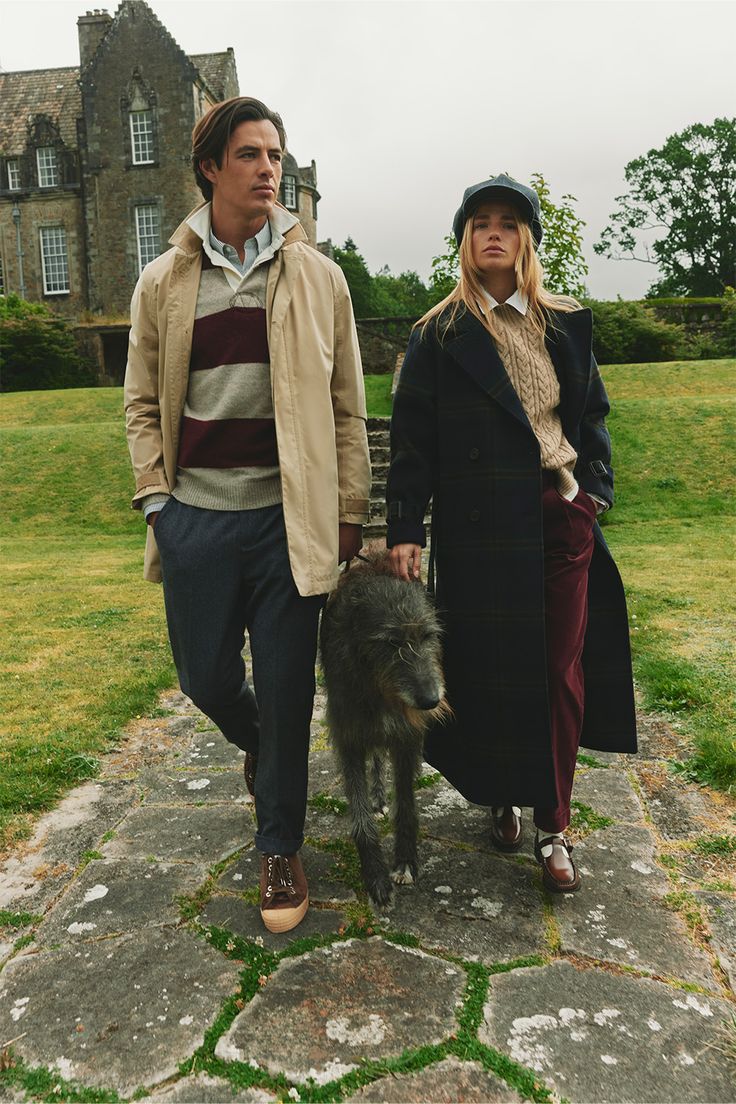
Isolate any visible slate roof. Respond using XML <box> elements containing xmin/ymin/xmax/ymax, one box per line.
<box><xmin>190</xmin><ymin>51</ymin><xmax>234</xmax><ymax>101</ymax></box>
<box><xmin>0</xmin><ymin>51</ymin><xmax>234</xmax><ymax>158</ymax></box>
<box><xmin>0</xmin><ymin>67</ymin><xmax>81</xmax><ymax>155</ymax></box>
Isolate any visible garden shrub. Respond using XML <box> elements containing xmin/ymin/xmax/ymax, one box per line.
<box><xmin>0</xmin><ymin>294</ymin><xmax>96</xmax><ymax>391</ymax></box>
<box><xmin>585</xmin><ymin>298</ymin><xmax>688</xmax><ymax>365</ymax></box>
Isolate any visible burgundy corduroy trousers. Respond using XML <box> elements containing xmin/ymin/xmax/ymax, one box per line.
<box><xmin>533</xmin><ymin>474</ymin><xmax>597</xmax><ymax>833</ymax></box>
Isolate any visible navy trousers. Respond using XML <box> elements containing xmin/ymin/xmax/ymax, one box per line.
<box><xmin>154</xmin><ymin>498</ymin><xmax>324</xmax><ymax>854</ymax></box>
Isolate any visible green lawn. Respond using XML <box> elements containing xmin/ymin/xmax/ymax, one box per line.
<box><xmin>0</xmin><ymin>360</ymin><xmax>733</xmax><ymax>848</ymax></box>
<box><xmin>598</xmin><ymin>359</ymin><xmax>735</xmax><ymax>791</ymax></box>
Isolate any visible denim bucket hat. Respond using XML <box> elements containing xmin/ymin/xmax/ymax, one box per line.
<box><xmin>452</xmin><ymin>174</ymin><xmax>543</xmax><ymax>248</ymax></box>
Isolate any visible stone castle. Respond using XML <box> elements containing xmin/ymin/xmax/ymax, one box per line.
<box><xmin>0</xmin><ymin>0</ymin><xmax>320</xmax><ymax>318</ymax></box>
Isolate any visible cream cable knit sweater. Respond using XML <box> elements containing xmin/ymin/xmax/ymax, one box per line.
<box><xmin>493</xmin><ymin>305</ymin><xmax>578</xmax><ymax>497</ymax></box>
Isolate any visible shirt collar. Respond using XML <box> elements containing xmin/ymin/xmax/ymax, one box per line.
<box><xmin>480</xmin><ymin>287</ymin><xmax>529</xmax><ymax>315</ymax></box>
<box><xmin>209</xmin><ymin>217</ymin><xmax>272</xmax><ymax>258</ymax></box>
<box><xmin>185</xmin><ymin>202</ymin><xmax>298</xmax><ymax>274</ymax></box>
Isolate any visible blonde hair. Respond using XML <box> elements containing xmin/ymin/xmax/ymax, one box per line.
<box><xmin>418</xmin><ymin>211</ymin><xmax>580</xmax><ymax>342</ymax></box>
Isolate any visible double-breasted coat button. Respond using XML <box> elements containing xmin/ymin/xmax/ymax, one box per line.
<box><xmin>469</xmin><ymin>509</ymin><xmax>481</xmax><ymax>522</ymax></box>
<box><xmin>469</xmin><ymin>447</ymin><xmax>480</xmax><ymax>461</ymax></box>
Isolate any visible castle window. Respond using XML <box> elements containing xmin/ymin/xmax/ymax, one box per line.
<box><xmin>135</xmin><ymin>204</ymin><xmax>161</xmax><ymax>272</ymax></box>
<box><xmin>40</xmin><ymin>227</ymin><xmax>69</xmax><ymax>294</ymax></box>
<box><xmin>130</xmin><ymin>110</ymin><xmax>154</xmax><ymax>165</ymax></box>
<box><xmin>7</xmin><ymin>160</ymin><xmax>21</xmax><ymax>191</ymax></box>
<box><xmin>282</xmin><ymin>175</ymin><xmax>297</xmax><ymax>210</ymax></box>
<box><xmin>36</xmin><ymin>147</ymin><xmax>58</xmax><ymax>188</ymax></box>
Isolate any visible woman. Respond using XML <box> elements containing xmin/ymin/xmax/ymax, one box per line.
<box><xmin>386</xmin><ymin>174</ymin><xmax>636</xmax><ymax>893</ymax></box>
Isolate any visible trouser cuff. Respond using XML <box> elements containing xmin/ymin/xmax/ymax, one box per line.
<box><xmin>255</xmin><ymin>831</ymin><xmax>304</xmax><ymax>855</ymax></box>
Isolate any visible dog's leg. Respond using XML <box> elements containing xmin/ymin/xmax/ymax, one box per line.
<box><xmin>390</xmin><ymin>741</ymin><xmax>420</xmax><ymax>885</ymax></box>
<box><xmin>368</xmin><ymin>751</ymin><xmax>389</xmax><ymax>816</ymax></box>
<box><xmin>336</xmin><ymin>743</ymin><xmax>393</xmax><ymax>906</ymax></box>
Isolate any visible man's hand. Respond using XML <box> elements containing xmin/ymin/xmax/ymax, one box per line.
<box><xmin>388</xmin><ymin>543</ymin><xmax>422</xmax><ymax>582</ymax></box>
<box><xmin>338</xmin><ymin>523</ymin><xmax>363</xmax><ymax>564</ymax></box>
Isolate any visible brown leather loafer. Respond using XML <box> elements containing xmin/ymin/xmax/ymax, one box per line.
<box><xmin>534</xmin><ymin>834</ymin><xmax>581</xmax><ymax>893</ymax></box>
<box><xmin>259</xmin><ymin>853</ymin><xmax>309</xmax><ymax>933</ymax></box>
<box><xmin>490</xmin><ymin>805</ymin><xmax>523</xmax><ymax>852</ymax></box>
<box><xmin>244</xmin><ymin>751</ymin><xmax>258</xmax><ymax>798</ymax></box>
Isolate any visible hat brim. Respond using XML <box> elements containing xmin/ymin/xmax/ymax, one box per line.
<box><xmin>463</xmin><ymin>184</ymin><xmax>535</xmax><ymax>227</ymax></box>
<box><xmin>453</xmin><ymin>184</ymin><xmax>542</xmax><ymax>248</ymax></box>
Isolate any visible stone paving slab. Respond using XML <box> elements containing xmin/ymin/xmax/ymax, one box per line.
<box><xmin>0</xmin><ymin>781</ymin><xmax>136</xmax><ymax>915</ymax></box>
<box><xmin>35</xmin><ymin>859</ymin><xmax>205</xmax><ymax>945</ymax></box>
<box><xmin>139</xmin><ymin>769</ymin><xmax>250</xmax><ymax>806</ymax></box>
<box><xmin>199</xmin><ymin>895</ymin><xmax>348</xmax><ymax>950</ymax></box>
<box><xmin>217</xmin><ymin>844</ymin><xmax>356</xmax><ymax>903</ymax></box>
<box><xmin>480</xmin><ymin>959</ymin><xmax>735</xmax><ymax>1103</ymax></box>
<box><xmin>346</xmin><ymin>1057</ymin><xmax>524</xmax><ymax>1102</ymax></box>
<box><xmin>307</xmin><ymin>746</ymin><xmax>344</xmax><ymax>799</ymax></box>
<box><xmin>103</xmin><ymin>805</ymin><xmax>250</xmax><ymax>864</ymax></box>
<box><xmin>377</xmin><ymin>839</ymin><xmax>545</xmax><ymax>965</ymax></box>
<box><xmin>415</xmin><ymin>781</ymin><xmax>521</xmax><ymax>855</ymax></box>
<box><xmin>304</xmin><ymin>805</ymin><xmax>350</xmax><ymax>843</ymax></box>
<box><xmin>634</xmin><ymin>761</ymin><xmax>725</xmax><ymax>841</ymax></box>
<box><xmin>145</xmin><ymin>1073</ymin><xmax>275</xmax><ymax>1102</ymax></box>
<box><xmin>696</xmin><ymin>891</ymin><xmax>736</xmax><ymax>990</ymax></box>
<box><xmin>0</xmin><ymin>929</ymin><xmax>241</xmax><ymax>1096</ymax></box>
<box><xmin>555</xmin><ymin>825</ymin><xmax>719</xmax><ymax>987</ymax></box>
<box><xmin>171</xmin><ymin>732</ymin><xmax>246</xmax><ymax>770</ymax></box>
<box><xmin>571</xmin><ymin>767</ymin><xmax>644</xmax><ymax>826</ymax></box>
<box><xmin>215</xmin><ymin>937</ymin><xmax>465</xmax><ymax>1084</ymax></box>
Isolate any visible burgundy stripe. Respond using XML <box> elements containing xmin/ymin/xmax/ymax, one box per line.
<box><xmin>178</xmin><ymin>417</ymin><xmax>279</xmax><ymax>469</ymax></box>
<box><xmin>190</xmin><ymin>308</ymin><xmax>269</xmax><ymax>373</ymax></box>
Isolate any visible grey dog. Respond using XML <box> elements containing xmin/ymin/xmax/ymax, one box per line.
<box><xmin>319</xmin><ymin>552</ymin><xmax>450</xmax><ymax>905</ymax></box>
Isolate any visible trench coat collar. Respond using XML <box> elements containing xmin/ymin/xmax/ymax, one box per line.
<box><xmin>443</xmin><ymin>305</ymin><xmax>593</xmax><ymax>431</ymax></box>
<box><xmin>168</xmin><ymin>201</ymin><xmax>308</xmax><ymax>255</ymax></box>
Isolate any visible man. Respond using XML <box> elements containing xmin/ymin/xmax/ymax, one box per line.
<box><xmin>124</xmin><ymin>97</ymin><xmax>371</xmax><ymax>933</ymax></box>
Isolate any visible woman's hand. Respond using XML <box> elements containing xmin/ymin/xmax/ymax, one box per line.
<box><xmin>388</xmin><ymin>543</ymin><xmax>422</xmax><ymax>582</ymax></box>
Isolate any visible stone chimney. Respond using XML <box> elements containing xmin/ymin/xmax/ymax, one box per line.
<box><xmin>78</xmin><ymin>9</ymin><xmax>113</xmax><ymax>71</ymax></box>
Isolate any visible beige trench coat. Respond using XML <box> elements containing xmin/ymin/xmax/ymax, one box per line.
<box><xmin>123</xmin><ymin>204</ymin><xmax>371</xmax><ymax>596</ymax></box>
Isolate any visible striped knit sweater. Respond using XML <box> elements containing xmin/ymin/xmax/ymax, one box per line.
<box><xmin>173</xmin><ymin>251</ymin><xmax>282</xmax><ymax>511</ymax></box>
<box><xmin>493</xmin><ymin>305</ymin><xmax>578</xmax><ymax>497</ymax></box>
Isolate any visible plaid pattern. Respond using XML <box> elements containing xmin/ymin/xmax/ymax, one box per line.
<box><xmin>387</xmin><ymin>308</ymin><xmax>636</xmax><ymax>808</ymax></box>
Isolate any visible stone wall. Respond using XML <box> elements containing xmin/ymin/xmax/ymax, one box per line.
<box><xmin>0</xmin><ymin>190</ymin><xmax>87</xmax><ymax>318</ymax></box>
<box><xmin>79</xmin><ymin>2</ymin><xmax>204</xmax><ymax>315</ymax></box>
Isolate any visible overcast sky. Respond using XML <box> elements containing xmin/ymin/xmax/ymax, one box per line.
<box><xmin>2</xmin><ymin>0</ymin><xmax>734</xmax><ymax>298</ymax></box>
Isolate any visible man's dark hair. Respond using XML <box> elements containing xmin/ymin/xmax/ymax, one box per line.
<box><xmin>191</xmin><ymin>96</ymin><xmax>286</xmax><ymax>201</ymax></box>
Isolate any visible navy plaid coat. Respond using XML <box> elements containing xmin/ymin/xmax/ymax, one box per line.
<box><xmin>386</xmin><ymin>306</ymin><xmax>637</xmax><ymax>808</ymax></box>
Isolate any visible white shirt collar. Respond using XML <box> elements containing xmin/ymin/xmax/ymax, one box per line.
<box><xmin>185</xmin><ymin>202</ymin><xmax>299</xmax><ymax>277</ymax></box>
<box><xmin>480</xmin><ymin>287</ymin><xmax>529</xmax><ymax>315</ymax></box>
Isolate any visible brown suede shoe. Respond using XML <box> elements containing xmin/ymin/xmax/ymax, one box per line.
<box><xmin>534</xmin><ymin>834</ymin><xmax>581</xmax><ymax>893</ymax></box>
<box><xmin>243</xmin><ymin>752</ymin><xmax>257</xmax><ymax>798</ymax></box>
<box><xmin>490</xmin><ymin>806</ymin><xmax>523</xmax><ymax>852</ymax></box>
<box><xmin>259</xmin><ymin>853</ymin><xmax>309</xmax><ymax>933</ymax></box>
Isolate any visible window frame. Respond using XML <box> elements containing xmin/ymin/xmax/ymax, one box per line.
<box><xmin>282</xmin><ymin>175</ymin><xmax>297</xmax><ymax>210</ymax></box>
<box><xmin>36</xmin><ymin>146</ymin><xmax>59</xmax><ymax>188</ymax></box>
<box><xmin>7</xmin><ymin>159</ymin><xmax>21</xmax><ymax>191</ymax></box>
<box><xmin>135</xmin><ymin>203</ymin><xmax>161</xmax><ymax>273</ymax></box>
<box><xmin>129</xmin><ymin>109</ymin><xmax>155</xmax><ymax>166</ymax></box>
<box><xmin>39</xmin><ymin>226</ymin><xmax>70</xmax><ymax>295</ymax></box>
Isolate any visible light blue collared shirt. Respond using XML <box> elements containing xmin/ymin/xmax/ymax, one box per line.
<box><xmin>209</xmin><ymin>219</ymin><xmax>272</xmax><ymax>278</ymax></box>
<box><xmin>185</xmin><ymin>202</ymin><xmax>299</xmax><ymax>293</ymax></box>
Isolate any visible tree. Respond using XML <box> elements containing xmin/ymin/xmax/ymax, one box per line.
<box><xmin>333</xmin><ymin>238</ymin><xmax>375</xmax><ymax>317</ymax></box>
<box><xmin>531</xmin><ymin>172</ymin><xmax>588</xmax><ymax>298</ymax></box>
<box><xmin>0</xmin><ymin>293</ymin><xmax>96</xmax><ymax>392</ymax></box>
<box><xmin>428</xmin><ymin>173</ymin><xmax>589</xmax><ymax>301</ymax></box>
<box><xmin>594</xmin><ymin>118</ymin><xmax>736</xmax><ymax>296</ymax></box>
<box><xmin>334</xmin><ymin>240</ymin><xmax>433</xmax><ymax>318</ymax></box>
<box><xmin>372</xmin><ymin>267</ymin><xmax>433</xmax><ymax>318</ymax></box>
